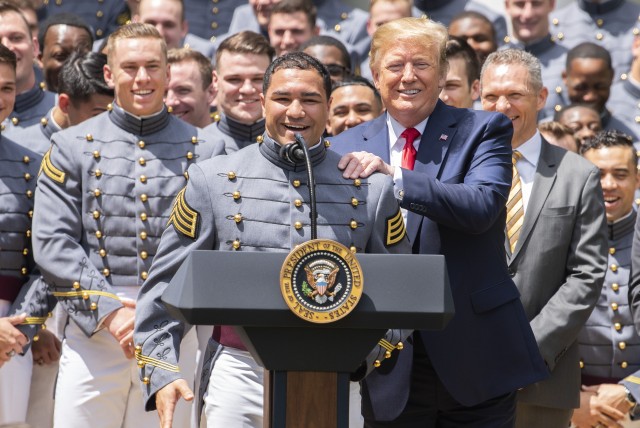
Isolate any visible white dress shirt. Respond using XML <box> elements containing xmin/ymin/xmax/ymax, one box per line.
<box><xmin>513</xmin><ymin>131</ymin><xmax>542</xmax><ymax>213</ymax></box>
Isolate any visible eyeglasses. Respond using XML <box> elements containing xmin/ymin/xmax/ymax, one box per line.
<box><xmin>324</xmin><ymin>63</ymin><xmax>350</xmax><ymax>77</ymax></box>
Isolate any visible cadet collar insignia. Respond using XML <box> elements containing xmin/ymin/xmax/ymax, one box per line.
<box><xmin>280</xmin><ymin>239</ymin><xmax>363</xmax><ymax>323</ymax></box>
<box><xmin>168</xmin><ymin>187</ymin><xmax>199</xmax><ymax>239</ymax></box>
<box><xmin>40</xmin><ymin>148</ymin><xmax>66</xmax><ymax>184</ymax></box>
<box><xmin>385</xmin><ymin>208</ymin><xmax>406</xmax><ymax>247</ymax></box>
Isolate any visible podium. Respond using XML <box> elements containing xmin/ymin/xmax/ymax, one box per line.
<box><xmin>163</xmin><ymin>250</ymin><xmax>453</xmax><ymax>428</ymax></box>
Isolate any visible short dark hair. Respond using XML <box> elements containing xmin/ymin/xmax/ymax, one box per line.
<box><xmin>270</xmin><ymin>0</ymin><xmax>316</xmax><ymax>27</ymax></box>
<box><xmin>215</xmin><ymin>31</ymin><xmax>275</xmax><ymax>68</ymax></box>
<box><xmin>168</xmin><ymin>48</ymin><xmax>213</xmax><ymax>89</ymax></box>
<box><xmin>299</xmin><ymin>35</ymin><xmax>351</xmax><ymax>71</ymax></box>
<box><xmin>446</xmin><ymin>36</ymin><xmax>480</xmax><ymax>85</ymax></box>
<box><xmin>580</xmin><ymin>129</ymin><xmax>638</xmax><ymax>166</ymax></box>
<box><xmin>566</xmin><ymin>42</ymin><xmax>613</xmax><ymax>72</ymax></box>
<box><xmin>263</xmin><ymin>51</ymin><xmax>331</xmax><ymax>99</ymax></box>
<box><xmin>58</xmin><ymin>51</ymin><xmax>113</xmax><ymax>103</ymax></box>
<box><xmin>0</xmin><ymin>43</ymin><xmax>17</xmax><ymax>70</ymax></box>
<box><xmin>38</xmin><ymin>13</ymin><xmax>93</xmax><ymax>48</ymax></box>
<box><xmin>450</xmin><ymin>10</ymin><xmax>496</xmax><ymax>42</ymax></box>
<box><xmin>553</xmin><ymin>102</ymin><xmax>600</xmax><ymax>122</ymax></box>
<box><xmin>331</xmin><ymin>75</ymin><xmax>381</xmax><ymax>106</ymax></box>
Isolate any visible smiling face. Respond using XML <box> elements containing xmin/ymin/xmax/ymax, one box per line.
<box><xmin>0</xmin><ymin>63</ymin><xmax>16</xmax><ymax>123</ymax></box>
<box><xmin>261</xmin><ymin>67</ymin><xmax>329</xmax><ymax>146</ymax></box>
<box><xmin>0</xmin><ymin>10</ymin><xmax>38</xmax><ymax>93</ymax></box>
<box><xmin>166</xmin><ymin>59</ymin><xmax>214</xmax><ymax>128</ymax></box>
<box><xmin>506</xmin><ymin>0</ymin><xmax>555</xmax><ymax>44</ymax></box>
<box><xmin>104</xmin><ymin>37</ymin><xmax>169</xmax><ymax>116</ymax></box>
<box><xmin>449</xmin><ymin>17</ymin><xmax>496</xmax><ymax>64</ymax></box>
<box><xmin>481</xmin><ymin>62</ymin><xmax>547</xmax><ymax>148</ymax></box>
<box><xmin>268</xmin><ymin>11</ymin><xmax>317</xmax><ymax>57</ymax></box>
<box><xmin>372</xmin><ymin>38</ymin><xmax>445</xmax><ymax>128</ymax></box>
<box><xmin>583</xmin><ymin>145</ymin><xmax>638</xmax><ymax>223</ymax></box>
<box><xmin>214</xmin><ymin>51</ymin><xmax>270</xmax><ymax>125</ymax></box>
<box><xmin>439</xmin><ymin>56</ymin><xmax>479</xmax><ymax>108</ymax></box>
<box><xmin>327</xmin><ymin>84</ymin><xmax>382</xmax><ymax>135</ymax></box>
<box><xmin>563</xmin><ymin>58</ymin><xmax>613</xmax><ymax>113</ymax></box>
<box><xmin>137</xmin><ymin>0</ymin><xmax>187</xmax><ymax>50</ymax></box>
<box><xmin>41</xmin><ymin>24</ymin><xmax>92</xmax><ymax>92</ymax></box>
<box><xmin>558</xmin><ymin>106</ymin><xmax>602</xmax><ymax>145</ymax></box>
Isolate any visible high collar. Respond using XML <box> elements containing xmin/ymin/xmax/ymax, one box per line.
<box><xmin>608</xmin><ymin>210</ymin><xmax>636</xmax><ymax>241</ymax></box>
<box><xmin>578</xmin><ymin>0</ymin><xmax>624</xmax><ymax>14</ymax></box>
<box><xmin>108</xmin><ymin>102</ymin><xmax>171</xmax><ymax>136</ymax></box>
<box><xmin>218</xmin><ymin>114</ymin><xmax>265</xmax><ymax>142</ymax></box>
<box><xmin>258</xmin><ymin>133</ymin><xmax>327</xmax><ymax>172</ymax></box>
<box><xmin>40</xmin><ymin>108</ymin><xmax>62</xmax><ymax>140</ymax></box>
<box><xmin>509</xmin><ymin>34</ymin><xmax>556</xmax><ymax>55</ymax></box>
<box><xmin>14</xmin><ymin>84</ymin><xmax>45</xmax><ymax>113</ymax></box>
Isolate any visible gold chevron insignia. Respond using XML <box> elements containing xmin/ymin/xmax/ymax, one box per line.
<box><xmin>41</xmin><ymin>149</ymin><xmax>66</xmax><ymax>184</ymax></box>
<box><xmin>168</xmin><ymin>187</ymin><xmax>199</xmax><ymax>238</ymax></box>
<box><xmin>21</xmin><ymin>316</ymin><xmax>48</xmax><ymax>325</ymax></box>
<box><xmin>385</xmin><ymin>209</ymin><xmax>406</xmax><ymax>246</ymax></box>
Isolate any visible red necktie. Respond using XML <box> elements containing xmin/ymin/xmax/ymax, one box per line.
<box><xmin>401</xmin><ymin>127</ymin><xmax>420</xmax><ymax>170</ymax></box>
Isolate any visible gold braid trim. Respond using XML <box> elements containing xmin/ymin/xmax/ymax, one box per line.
<box><xmin>21</xmin><ymin>317</ymin><xmax>48</xmax><ymax>325</ymax></box>
<box><xmin>167</xmin><ymin>187</ymin><xmax>199</xmax><ymax>238</ymax></box>
<box><xmin>135</xmin><ymin>348</ymin><xmax>180</xmax><ymax>373</ymax></box>
<box><xmin>52</xmin><ymin>290</ymin><xmax>121</xmax><ymax>300</ymax></box>
<box><xmin>386</xmin><ymin>209</ymin><xmax>406</xmax><ymax>246</ymax></box>
<box><xmin>41</xmin><ymin>149</ymin><xmax>66</xmax><ymax>184</ymax></box>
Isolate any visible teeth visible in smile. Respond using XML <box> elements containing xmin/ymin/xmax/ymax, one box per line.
<box><xmin>604</xmin><ymin>197</ymin><xmax>618</xmax><ymax>202</ymax></box>
<box><xmin>401</xmin><ymin>89</ymin><xmax>419</xmax><ymax>95</ymax></box>
<box><xmin>134</xmin><ymin>90</ymin><xmax>152</xmax><ymax>95</ymax></box>
<box><xmin>285</xmin><ymin>124</ymin><xmax>307</xmax><ymax>129</ymax></box>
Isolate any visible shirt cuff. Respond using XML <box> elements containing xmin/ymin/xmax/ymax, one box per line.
<box><xmin>393</xmin><ymin>167</ymin><xmax>405</xmax><ymax>200</ymax></box>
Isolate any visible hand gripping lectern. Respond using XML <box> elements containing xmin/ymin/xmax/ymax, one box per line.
<box><xmin>162</xmin><ymin>247</ymin><xmax>453</xmax><ymax>428</ymax></box>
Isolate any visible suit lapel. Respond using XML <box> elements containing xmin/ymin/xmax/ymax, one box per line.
<box><xmin>508</xmin><ymin>139</ymin><xmax>558</xmax><ymax>261</ymax></box>
<box><xmin>362</xmin><ymin>114</ymin><xmax>391</xmax><ymax>163</ymax></box>
<box><xmin>407</xmin><ymin>102</ymin><xmax>458</xmax><ymax>243</ymax></box>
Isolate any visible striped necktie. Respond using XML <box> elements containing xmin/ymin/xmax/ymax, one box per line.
<box><xmin>507</xmin><ymin>151</ymin><xmax>524</xmax><ymax>253</ymax></box>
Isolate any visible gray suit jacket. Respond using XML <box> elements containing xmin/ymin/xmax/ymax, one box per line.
<box><xmin>510</xmin><ymin>140</ymin><xmax>607</xmax><ymax>409</ymax></box>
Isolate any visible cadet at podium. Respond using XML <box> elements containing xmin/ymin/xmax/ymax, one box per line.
<box><xmin>133</xmin><ymin>51</ymin><xmax>411</xmax><ymax>428</ymax></box>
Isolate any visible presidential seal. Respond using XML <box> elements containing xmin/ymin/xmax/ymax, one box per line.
<box><xmin>280</xmin><ymin>239</ymin><xmax>363</xmax><ymax>324</ymax></box>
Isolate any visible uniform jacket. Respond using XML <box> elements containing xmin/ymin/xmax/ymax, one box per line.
<box><xmin>42</xmin><ymin>0</ymin><xmax>126</xmax><ymax>39</ymax></box>
<box><xmin>203</xmin><ymin>114</ymin><xmax>265</xmax><ymax>154</ymax></box>
<box><xmin>330</xmin><ymin>102</ymin><xmax>549</xmax><ymax>421</ymax></box>
<box><xmin>133</xmin><ymin>135</ymin><xmax>411</xmax><ymax>409</ymax></box>
<box><xmin>2</xmin><ymin>84</ymin><xmax>56</xmax><ymax>131</ymax></box>
<box><xmin>510</xmin><ymin>140</ymin><xmax>608</xmax><ymax>409</ymax></box>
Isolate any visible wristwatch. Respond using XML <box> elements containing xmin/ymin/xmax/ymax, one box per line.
<box><xmin>625</xmin><ymin>387</ymin><xmax>640</xmax><ymax>420</ymax></box>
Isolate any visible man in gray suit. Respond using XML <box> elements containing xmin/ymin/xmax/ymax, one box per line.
<box><xmin>481</xmin><ymin>48</ymin><xmax>608</xmax><ymax>427</ymax></box>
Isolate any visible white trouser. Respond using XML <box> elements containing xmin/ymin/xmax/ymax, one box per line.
<box><xmin>54</xmin><ymin>320</ymin><xmax>197</xmax><ymax>428</ymax></box>
<box><xmin>203</xmin><ymin>346</ymin><xmax>364</xmax><ymax>428</ymax></box>
<box><xmin>193</xmin><ymin>325</ymin><xmax>213</xmax><ymax>427</ymax></box>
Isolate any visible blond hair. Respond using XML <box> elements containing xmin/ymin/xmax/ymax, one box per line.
<box><xmin>370</xmin><ymin>17</ymin><xmax>447</xmax><ymax>74</ymax></box>
<box><xmin>106</xmin><ymin>23</ymin><xmax>167</xmax><ymax>66</ymax></box>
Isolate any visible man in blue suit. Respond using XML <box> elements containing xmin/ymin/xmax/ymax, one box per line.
<box><xmin>330</xmin><ymin>17</ymin><xmax>549</xmax><ymax>427</ymax></box>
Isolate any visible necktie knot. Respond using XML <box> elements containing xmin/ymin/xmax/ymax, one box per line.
<box><xmin>400</xmin><ymin>127</ymin><xmax>420</xmax><ymax>170</ymax></box>
<box><xmin>512</xmin><ymin>150</ymin><xmax>523</xmax><ymax>165</ymax></box>
<box><xmin>401</xmin><ymin>127</ymin><xmax>420</xmax><ymax>144</ymax></box>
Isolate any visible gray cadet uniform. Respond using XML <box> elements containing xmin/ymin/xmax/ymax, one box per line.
<box><xmin>42</xmin><ymin>0</ymin><xmax>127</xmax><ymax>39</ymax></box>
<box><xmin>7</xmin><ymin>108</ymin><xmax>60</xmax><ymax>156</ymax></box>
<box><xmin>184</xmin><ymin>0</ymin><xmax>245</xmax><ymax>44</ymax></box>
<box><xmin>204</xmin><ymin>113</ymin><xmax>265</xmax><ymax>154</ymax></box>
<box><xmin>2</xmin><ymin>84</ymin><xmax>56</xmax><ymax>132</ymax></box>
<box><xmin>610</xmin><ymin>77</ymin><xmax>640</xmax><ymax>143</ymax></box>
<box><xmin>550</xmin><ymin>0</ymin><xmax>640</xmax><ymax>82</ymax></box>
<box><xmin>133</xmin><ymin>135</ymin><xmax>410</xmax><ymax>425</ymax></box>
<box><xmin>578</xmin><ymin>212</ymin><xmax>640</xmax><ymax>384</ymax></box>
<box><xmin>22</xmin><ymin>102</ymin><xmax>224</xmax><ymax>428</ymax></box>
<box><xmin>183</xmin><ymin>33</ymin><xmax>217</xmax><ymax>60</ymax></box>
<box><xmin>502</xmin><ymin>36</ymin><xmax>568</xmax><ymax>120</ymax></box>
<box><xmin>0</xmin><ymin>134</ymin><xmax>40</xmax><ymax>425</ymax></box>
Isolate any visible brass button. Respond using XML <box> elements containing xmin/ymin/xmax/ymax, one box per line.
<box><xmin>94</xmin><ymin>188</ymin><xmax>101</xmax><ymax>197</ymax></box>
<box><xmin>140</xmin><ymin>212</ymin><xmax>148</xmax><ymax>221</ymax></box>
<box><xmin>611</xmin><ymin>264</ymin><xmax>618</xmax><ymax>272</ymax></box>
<box><xmin>103</xmin><ymin>268</ymin><xmax>110</xmax><ymax>277</ymax></box>
<box><xmin>107</xmin><ymin>103</ymin><xmax>113</xmax><ymax>111</ymax></box>
<box><xmin>555</xmin><ymin>86</ymin><xmax>562</xmax><ymax>94</ymax></box>
<box><xmin>140</xmin><ymin>231</ymin><xmax>148</xmax><ymax>240</ymax></box>
<box><xmin>11</xmin><ymin>117</ymin><xmax>18</xmax><ymax>125</ymax></box>
<box><xmin>228</xmin><ymin>171</ymin><xmax>236</xmax><ymax>180</ymax></box>
<box><xmin>619</xmin><ymin>341</ymin><xmax>626</xmax><ymax>350</ymax></box>
<box><xmin>294</xmin><ymin>221</ymin><xmax>303</xmax><ymax>230</ymax></box>
<box><xmin>141</xmin><ymin>271</ymin><xmax>148</xmax><ymax>280</ymax></box>
<box><xmin>354</xmin><ymin>179</ymin><xmax>361</xmax><ymax>187</ymax></box>
<box><xmin>350</xmin><ymin>219</ymin><xmax>358</xmax><ymax>229</ymax></box>
<box><xmin>140</xmin><ymin>175</ymin><xmax>147</xmax><ymax>183</ymax></box>
<box><xmin>557</xmin><ymin>32</ymin><xmax>564</xmax><ymax>40</ymax></box>
<box><xmin>183</xmin><ymin>171</ymin><xmax>189</xmax><ymax>180</ymax></box>
<box><xmin>28</xmin><ymin>210</ymin><xmax>33</xmax><ymax>218</ymax></box>
<box><xmin>140</xmin><ymin>193</ymin><xmax>148</xmax><ymax>202</ymax></box>
<box><xmin>23</xmin><ymin>156</ymin><xmax>29</xmax><ymax>164</ymax></box>
<box><xmin>137</xmin><ymin>360</ymin><xmax>145</xmax><ymax>368</ymax></box>
<box><xmin>374</xmin><ymin>360</ymin><xmax>381</xmax><ymax>368</ymax></box>
<box><xmin>140</xmin><ymin>251</ymin><xmax>148</xmax><ymax>260</ymax></box>
<box><xmin>95</xmin><ymin>230</ymin><xmax>102</xmax><ymax>239</ymax></box>
<box><xmin>187</xmin><ymin>151</ymin><xmax>194</xmax><ymax>160</ymax></box>
<box><xmin>256</xmin><ymin>135</ymin><xmax>263</xmax><ymax>143</ymax></box>
<box><xmin>138</xmin><ymin>140</ymin><xmax>145</xmax><ymax>148</ymax></box>
<box><xmin>25</xmin><ymin>229</ymin><xmax>31</xmax><ymax>238</ymax></box>
<box><xmin>612</xmin><ymin>283</ymin><xmax>620</xmax><ymax>292</ymax></box>
<box><xmin>93</xmin><ymin>150</ymin><xmax>100</xmax><ymax>159</ymax></box>
<box><xmin>33</xmin><ymin>335</ymin><xmax>39</xmax><ymax>342</ymax></box>
<box><xmin>596</xmin><ymin>18</ymin><xmax>603</xmax><ymax>27</ymax></box>
<box><xmin>622</xmin><ymin>361</ymin><xmax>629</xmax><ymax>369</ymax></box>
<box><xmin>609</xmin><ymin>247</ymin><xmax>616</xmax><ymax>255</ymax></box>
<box><xmin>232</xmin><ymin>191</ymin><xmax>241</xmax><ymax>200</ymax></box>
<box><xmin>234</xmin><ymin>214</ymin><xmax>243</xmax><ymax>223</ymax></box>
<box><xmin>82</xmin><ymin>291</ymin><xmax>89</xmax><ymax>300</ymax></box>
<box><xmin>26</xmin><ymin>190</ymin><xmax>33</xmax><ymax>198</ymax></box>
<box><xmin>324</xmin><ymin>140</ymin><xmax>331</xmax><ymax>148</ymax></box>
<box><xmin>96</xmin><ymin>29</ymin><xmax>103</xmax><ymax>37</ymax></box>
<box><xmin>24</xmin><ymin>173</ymin><xmax>31</xmax><ymax>181</ymax></box>
<box><xmin>596</xmin><ymin>32</ymin><xmax>603</xmax><ymax>40</ymax></box>
<box><xmin>212</xmin><ymin>6</ymin><xmax>218</xmax><ymax>13</ymax></box>
<box><xmin>211</xmin><ymin>21</ymin><xmax>218</xmax><ymax>29</ymax></box>
<box><xmin>634</xmin><ymin>28</ymin><xmax>640</xmax><ymax>36</ymax></box>
<box><xmin>95</xmin><ymin>169</ymin><xmax>102</xmax><ymax>178</ymax></box>
<box><xmin>90</xmin><ymin>302</ymin><xmax>97</xmax><ymax>310</ymax></box>
<box><xmin>232</xmin><ymin>240</ymin><xmax>241</xmax><ymax>250</ymax></box>
<box><xmin>334</xmin><ymin>24</ymin><xmax>341</xmax><ymax>32</ymax></box>
<box><xmin>384</xmin><ymin>350</ymin><xmax>391</xmax><ymax>359</ymax></box>
<box><xmin>22</xmin><ymin>248</ymin><xmax>28</xmax><ymax>256</ymax></box>
<box><xmin>21</xmin><ymin>267</ymin><xmax>27</xmax><ymax>275</ymax></box>
<box><xmin>96</xmin><ymin>10</ymin><xmax>103</xmax><ymax>18</ymax></box>
<box><xmin>86</xmin><ymin>133</ymin><xmax>93</xmax><ymax>141</ymax></box>
<box><xmin>73</xmin><ymin>281</ymin><xmax>80</xmax><ymax>289</ymax></box>
<box><xmin>139</xmin><ymin>157</ymin><xmax>146</xmax><ymax>166</ymax></box>
<box><xmin>612</xmin><ymin>302</ymin><xmax>619</xmax><ymax>311</ymax></box>
<box><xmin>351</xmin><ymin>197</ymin><xmax>358</xmax><ymax>207</ymax></box>
<box><xmin>350</xmin><ymin>245</ymin><xmax>357</xmax><ymax>253</ymax></box>
<box><xmin>93</xmin><ymin>210</ymin><xmax>100</xmax><ymax>219</ymax></box>
<box><xmin>99</xmin><ymin>249</ymin><xmax>106</xmax><ymax>257</ymax></box>
<box><xmin>615</xmin><ymin>322</ymin><xmax>622</xmax><ymax>331</ymax></box>
<box><xmin>191</xmin><ymin>136</ymin><xmax>198</xmax><ymax>144</ymax></box>
<box><xmin>40</xmin><ymin>117</ymin><xmax>48</xmax><ymax>126</ymax></box>
<box><xmin>293</xmin><ymin>180</ymin><xmax>301</xmax><ymax>187</ymax></box>
<box><xmin>294</xmin><ymin>199</ymin><xmax>302</xmax><ymax>207</ymax></box>
<box><xmin>579</xmin><ymin>360</ymin><xmax>584</xmax><ymax>369</ymax></box>
<box><xmin>142</xmin><ymin>377</ymin><xmax>150</xmax><ymax>385</ymax></box>
<box><xmin>341</xmin><ymin>12</ymin><xmax>348</xmax><ymax>19</ymax></box>
<box><xmin>552</xmin><ymin>18</ymin><xmax>559</xmax><ymax>25</ymax></box>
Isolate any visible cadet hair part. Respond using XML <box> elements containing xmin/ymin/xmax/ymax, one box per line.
<box><xmin>270</xmin><ymin>0</ymin><xmax>317</xmax><ymax>27</ymax></box>
<box><xmin>37</xmin><ymin>12</ymin><xmax>93</xmax><ymax>48</ymax></box>
<box><xmin>566</xmin><ymin>42</ymin><xmax>613</xmax><ymax>72</ymax></box>
<box><xmin>215</xmin><ymin>31</ymin><xmax>275</xmax><ymax>69</ymax></box>
<box><xmin>580</xmin><ymin>129</ymin><xmax>638</xmax><ymax>166</ymax></box>
<box><xmin>482</xmin><ymin>49</ymin><xmax>543</xmax><ymax>93</ymax></box>
<box><xmin>0</xmin><ymin>43</ymin><xmax>17</xmax><ymax>70</ymax></box>
<box><xmin>370</xmin><ymin>17</ymin><xmax>448</xmax><ymax>76</ymax></box>
<box><xmin>106</xmin><ymin>23</ymin><xmax>167</xmax><ymax>65</ymax></box>
<box><xmin>299</xmin><ymin>35</ymin><xmax>352</xmax><ymax>71</ymax></box>
<box><xmin>168</xmin><ymin>48</ymin><xmax>213</xmax><ymax>89</ymax></box>
<box><xmin>446</xmin><ymin>36</ymin><xmax>480</xmax><ymax>85</ymax></box>
<box><xmin>263</xmin><ymin>51</ymin><xmax>331</xmax><ymax>99</ymax></box>
<box><xmin>58</xmin><ymin>51</ymin><xmax>113</xmax><ymax>103</ymax></box>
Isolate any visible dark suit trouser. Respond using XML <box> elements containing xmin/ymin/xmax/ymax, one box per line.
<box><xmin>364</xmin><ymin>334</ymin><xmax>516</xmax><ymax>428</ymax></box>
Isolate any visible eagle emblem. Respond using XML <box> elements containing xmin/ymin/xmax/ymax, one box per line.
<box><xmin>303</xmin><ymin>260</ymin><xmax>342</xmax><ymax>304</ymax></box>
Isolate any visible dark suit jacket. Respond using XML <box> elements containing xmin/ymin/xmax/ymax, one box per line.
<box><xmin>330</xmin><ymin>101</ymin><xmax>549</xmax><ymax>421</ymax></box>
<box><xmin>512</xmin><ymin>140</ymin><xmax>607</xmax><ymax>409</ymax></box>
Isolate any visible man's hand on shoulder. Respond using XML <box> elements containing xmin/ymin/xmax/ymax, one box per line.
<box><xmin>338</xmin><ymin>151</ymin><xmax>395</xmax><ymax>179</ymax></box>
<box><xmin>156</xmin><ymin>378</ymin><xmax>194</xmax><ymax>428</ymax></box>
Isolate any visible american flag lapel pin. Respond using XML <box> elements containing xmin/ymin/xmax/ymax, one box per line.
<box><xmin>439</xmin><ymin>134</ymin><xmax>448</xmax><ymax>141</ymax></box>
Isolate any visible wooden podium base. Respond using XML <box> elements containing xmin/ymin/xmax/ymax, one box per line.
<box><xmin>264</xmin><ymin>370</ymin><xmax>350</xmax><ymax>428</ymax></box>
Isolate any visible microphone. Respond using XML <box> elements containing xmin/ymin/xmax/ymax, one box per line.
<box><xmin>279</xmin><ymin>140</ymin><xmax>305</xmax><ymax>163</ymax></box>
